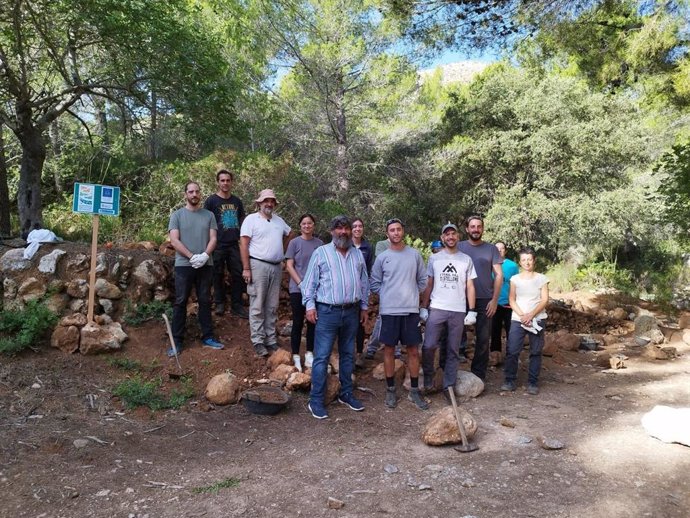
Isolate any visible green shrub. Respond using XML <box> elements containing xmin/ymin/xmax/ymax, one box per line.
<box><xmin>113</xmin><ymin>375</ymin><xmax>194</xmax><ymax>411</ymax></box>
<box><xmin>0</xmin><ymin>301</ymin><xmax>58</xmax><ymax>355</ymax></box>
<box><xmin>123</xmin><ymin>301</ymin><xmax>172</xmax><ymax>326</ymax></box>
<box><xmin>574</xmin><ymin>261</ymin><xmax>635</xmax><ymax>292</ymax></box>
<box><xmin>107</xmin><ymin>357</ymin><xmax>142</xmax><ymax>371</ymax></box>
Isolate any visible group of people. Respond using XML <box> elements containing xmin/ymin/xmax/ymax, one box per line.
<box><xmin>167</xmin><ymin>172</ymin><xmax>550</xmax><ymax>421</ymax></box>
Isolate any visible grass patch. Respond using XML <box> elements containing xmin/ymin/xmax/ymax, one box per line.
<box><xmin>123</xmin><ymin>300</ymin><xmax>172</xmax><ymax>326</ymax></box>
<box><xmin>107</xmin><ymin>357</ymin><xmax>142</xmax><ymax>371</ymax></box>
<box><xmin>192</xmin><ymin>477</ymin><xmax>241</xmax><ymax>494</ymax></box>
<box><xmin>113</xmin><ymin>375</ymin><xmax>194</xmax><ymax>411</ymax></box>
<box><xmin>0</xmin><ymin>301</ymin><xmax>58</xmax><ymax>355</ymax></box>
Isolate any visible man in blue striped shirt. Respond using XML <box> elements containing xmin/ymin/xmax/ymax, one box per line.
<box><xmin>302</xmin><ymin>215</ymin><xmax>369</xmax><ymax>419</ymax></box>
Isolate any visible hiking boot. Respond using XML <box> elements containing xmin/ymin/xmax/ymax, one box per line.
<box><xmin>232</xmin><ymin>305</ymin><xmax>249</xmax><ymax>319</ymax></box>
<box><xmin>408</xmin><ymin>388</ymin><xmax>430</xmax><ymax>410</ymax></box>
<box><xmin>308</xmin><ymin>402</ymin><xmax>329</xmax><ymax>420</ymax></box>
<box><xmin>304</xmin><ymin>351</ymin><xmax>314</xmax><ymax>368</ymax></box>
<box><xmin>500</xmin><ymin>381</ymin><xmax>517</xmax><ymax>392</ymax></box>
<box><xmin>266</xmin><ymin>343</ymin><xmax>279</xmax><ymax>352</ymax></box>
<box><xmin>338</xmin><ymin>393</ymin><xmax>364</xmax><ymax>411</ymax></box>
<box><xmin>385</xmin><ymin>387</ymin><xmax>398</xmax><ymax>409</ymax></box>
<box><xmin>527</xmin><ymin>384</ymin><xmax>539</xmax><ymax>395</ymax></box>
<box><xmin>214</xmin><ymin>303</ymin><xmax>225</xmax><ymax>315</ymax></box>
<box><xmin>202</xmin><ymin>338</ymin><xmax>224</xmax><ymax>350</ymax></box>
<box><xmin>254</xmin><ymin>344</ymin><xmax>269</xmax><ymax>357</ymax></box>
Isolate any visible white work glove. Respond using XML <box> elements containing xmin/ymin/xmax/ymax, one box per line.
<box><xmin>419</xmin><ymin>308</ymin><xmax>429</xmax><ymax>322</ymax></box>
<box><xmin>190</xmin><ymin>252</ymin><xmax>209</xmax><ymax>269</ymax></box>
<box><xmin>464</xmin><ymin>311</ymin><xmax>477</xmax><ymax>326</ymax></box>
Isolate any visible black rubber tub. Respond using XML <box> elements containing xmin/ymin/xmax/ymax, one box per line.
<box><xmin>241</xmin><ymin>386</ymin><xmax>290</xmax><ymax>415</ymax></box>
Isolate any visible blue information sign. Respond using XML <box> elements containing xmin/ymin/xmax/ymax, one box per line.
<box><xmin>72</xmin><ymin>183</ymin><xmax>121</xmax><ymax>216</ymax></box>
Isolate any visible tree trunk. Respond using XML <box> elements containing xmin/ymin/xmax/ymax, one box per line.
<box><xmin>149</xmin><ymin>89</ymin><xmax>159</xmax><ymax>160</ymax></box>
<box><xmin>49</xmin><ymin>119</ymin><xmax>63</xmax><ymax>193</ymax></box>
<box><xmin>93</xmin><ymin>94</ymin><xmax>109</xmax><ymax>146</ymax></box>
<box><xmin>17</xmin><ymin>126</ymin><xmax>47</xmax><ymax>236</ymax></box>
<box><xmin>0</xmin><ymin>124</ymin><xmax>11</xmax><ymax>237</ymax></box>
<box><xmin>334</xmin><ymin>88</ymin><xmax>348</xmax><ymax>193</ymax></box>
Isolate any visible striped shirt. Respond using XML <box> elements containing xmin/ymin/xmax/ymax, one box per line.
<box><xmin>302</xmin><ymin>243</ymin><xmax>369</xmax><ymax>311</ymax></box>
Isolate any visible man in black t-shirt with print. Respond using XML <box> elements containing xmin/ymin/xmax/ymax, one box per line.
<box><xmin>204</xmin><ymin>169</ymin><xmax>248</xmax><ymax>318</ymax></box>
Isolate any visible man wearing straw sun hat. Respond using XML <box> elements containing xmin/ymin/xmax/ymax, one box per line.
<box><xmin>240</xmin><ymin>189</ymin><xmax>291</xmax><ymax>358</ymax></box>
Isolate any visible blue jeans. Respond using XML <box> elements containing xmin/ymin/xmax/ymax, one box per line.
<box><xmin>172</xmin><ymin>265</ymin><xmax>214</xmax><ymax>346</ymax></box>
<box><xmin>504</xmin><ymin>320</ymin><xmax>545</xmax><ymax>385</ymax></box>
<box><xmin>309</xmin><ymin>303</ymin><xmax>359</xmax><ymax>407</ymax></box>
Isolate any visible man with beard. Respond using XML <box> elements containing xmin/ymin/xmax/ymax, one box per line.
<box><xmin>421</xmin><ymin>223</ymin><xmax>476</xmax><ymax>399</ymax></box>
<box><xmin>204</xmin><ymin>169</ymin><xmax>248</xmax><ymax>318</ymax></box>
<box><xmin>168</xmin><ymin>181</ymin><xmax>224</xmax><ymax>355</ymax></box>
<box><xmin>302</xmin><ymin>215</ymin><xmax>369</xmax><ymax>420</ymax></box>
<box><xmin>240</xmin><ymin>189</ymin><xmax>291</xmax><ymax>357</ymax></box>
<box><xmin>458</xmin><ymin>215</ymin><xmax>503</xmax><ymax>381</ymax></box>
<box><xmin>370</xmin><ymin>218</ymin><xmax>429</xmax><ymax>410</ymax></box>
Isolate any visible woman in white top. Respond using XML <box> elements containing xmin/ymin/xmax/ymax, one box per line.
<box><xmin>501</xmin><ymin>246</ymin><xmax>549</xmax><ymax>395</ymax></box>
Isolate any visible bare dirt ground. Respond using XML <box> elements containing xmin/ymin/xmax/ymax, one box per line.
<box><xmin>1</xmin><ymin>291</ymin><xmax>689</xmax><ymax>518</ymax></box>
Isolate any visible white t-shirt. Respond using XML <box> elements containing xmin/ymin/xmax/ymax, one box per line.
<box><xmin>510</xmin><ymin>273</ymin><xmax>549</xmax><ymax>321</ymax></box>
<box><xmin>240</xmin><ymin>212</ymin><xmax>291</xmax><ymax>263</ymax></box>
<box><xmin>427</xmin><ymin>249</ymin><xmax>477</xmax><ymax>312</ymax></box>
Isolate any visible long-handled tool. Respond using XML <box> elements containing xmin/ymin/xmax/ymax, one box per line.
<box><xmin>162</xmin><ymin>313</ymin><xmax>184</xmax><ymax>379</ymax></box>
<box><xmin>448</xmin><ymin>387</ymin><xmax>479</xmax><ymax>453</ymax></box>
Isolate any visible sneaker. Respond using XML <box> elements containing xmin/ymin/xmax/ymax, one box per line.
<box><xmin>254</xmin><ymin>344</ymin><xmax>269</xmax><ymax>357</ymax></box>
<box><xmin>214</xmin><ymin>303</ymin><xmax>225</xmax><ymax>315</ymax></box>
<box><xmin>500</xmin><ymin>381</ymin><xmax>517</xmax><ymax>392</ymax></box>
<box><xmin>408</xmin><ymin>388</ymin><xmax>430</xmax><ymax>410</ymax></box>
<box><xmin>202</xmin><ymin>338</ymin><xmax>224</xmax><ymax>350</ymax></box>
<box><xmin>232</xmin><ymin>305</ymin><xmax>249</xmax><ymax>319</ymax></box>
<box><xmin>308</xmin><ymin>402</ymin><xmax>329</xmax><ymax>420</ymax></box>
<box><xmin>167</xmin><ymin>344</ymin><xmax>182</xmax><ymax>358</ymax></box>
<box><xmin>266</xmin><ymin>343</ymin><xmax>279</xmax><ymax>352</ymax></box>
<box><xmin>385</xmin><ymin>387</ymin><xmax>398</xmax><ymax>409</ymax></box>
<box><xmin>304</xmin><ymin>351</ymin><xmax>314</xmax><ymax>368</ymax></box>
<box><xmin>292</xmin><ymin>354</ymin><xmax>303</xmax><ymax>372</ymax></box>
<box><xmin>338</xmin><ymin>393</ymin><xmax>364</xmax><ymax>411</ymax></box>
<box><xmin>527</xmin><ymin>384</ymin><xmax>539</xmax><ymax>395</ymax></box>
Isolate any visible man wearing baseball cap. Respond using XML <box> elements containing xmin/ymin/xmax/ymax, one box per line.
<box><xmin>240</xmin><ymin>189</ymin><xmax>291</xmax><ymax>357</ymax></box>
<box><xmin>420</xmin><ymin>222</ymin><xmax>477</xmax><ymax>400</ymax></box>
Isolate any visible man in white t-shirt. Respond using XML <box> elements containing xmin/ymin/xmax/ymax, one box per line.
<box><xmin>420</xmin><ymin>223</ymin><xmax>477</xmax><ymax>399</ymax></box>
<box><xmin>240</xmin><ymin>189</ymin><xmax>291</xmax><ymax>357</ymax></box>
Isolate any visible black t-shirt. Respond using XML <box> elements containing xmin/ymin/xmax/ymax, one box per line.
<box><xmin>203</xmin><ymin>193</ymin><xmax>245</xmax><ymax>247</ymax></box>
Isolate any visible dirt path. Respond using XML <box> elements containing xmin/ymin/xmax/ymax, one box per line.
<box><xmin>1</xmin><ymin>298</ymin><xmax>689</xmax><ymax>518</ymax></box>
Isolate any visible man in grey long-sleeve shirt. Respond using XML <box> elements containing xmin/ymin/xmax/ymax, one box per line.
<box><xmin>370</xmin><ymin>218</ymin><xmax>429</xmax><ymax>410</ymax></box>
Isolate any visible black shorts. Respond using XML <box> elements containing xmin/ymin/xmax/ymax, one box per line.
<box><xmin>379</xmin><ymin>314</ymin><xmax>422</xmax><ymax>347</ymax></box>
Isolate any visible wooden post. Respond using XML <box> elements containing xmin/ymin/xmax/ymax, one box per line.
<box><xmin>87</xmin><ymin>214</ymin><xmax>99</xmax><ymax>323</ymax></box>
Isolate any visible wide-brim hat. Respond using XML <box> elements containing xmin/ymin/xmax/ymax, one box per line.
<box><xmin>255</xmin><ymin>189</ymin><xmax>278</xmax><ymax>204</ymax></box>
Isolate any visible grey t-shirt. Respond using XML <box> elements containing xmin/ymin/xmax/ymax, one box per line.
<box><xmin>370</xmin><ymin>246</ymin><xmax>427</xmax><ymax>315</ymax></box>
<box><xmin>457</xmin><ymin>241</ymin><xmax>503</xmax><ymax>299</ymax></box>
<box><xmin>168</xmin><ymin>207</ymin><xmax>217</xmax><ymax>267</ymax></box>
<box><xmin>285</xmin><ymin>236</ymin><xmax>324</xmax><ymax>293</ymax></box>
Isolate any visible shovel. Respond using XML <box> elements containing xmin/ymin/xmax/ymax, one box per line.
<box><xmin>447</xmin><ymin>387</ymin><xmax>479</xmax><ymax>453</ymax></box>
<box><xmin>162</xmin><ymin>313</ymin><xmax>184</xmax><ymax>379</ymax></box>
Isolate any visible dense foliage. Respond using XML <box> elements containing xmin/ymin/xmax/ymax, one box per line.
<box><xmin>1</xmin><ymin>0</ymin><xmax>687</xmax><ymax>303</ymax></box>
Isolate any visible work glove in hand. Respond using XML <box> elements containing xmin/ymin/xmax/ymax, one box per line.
<box><xmin>464</xmin><ymin>311</ymin><xmax>477</xmax><ymax>326</ymax></box>
<box><xmin>419</xmin><ymin>308</ymin><xmax>429</xmax><ymax>322</ymax></box>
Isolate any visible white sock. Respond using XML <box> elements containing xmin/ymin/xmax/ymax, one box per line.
<box><xmin>304</xmin><ymin>351</ymin><xmax>314</xmax><ymax>368</ymax></box>
<box><xmin>292</xmin><ymin>354</ymin><xmax>302</xmax><ymax>372</ymax></box>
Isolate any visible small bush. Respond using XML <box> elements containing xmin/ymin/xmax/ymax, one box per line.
<box><xmin>113</xmin><ymin>376</ymin><xmax>194</xmax><ymax>411</ymax></box>
<box><xmin>0</xmin><ymin>301</ymin><xmax>58</xmax><ymax>355</ymax></box>
<box><xmin>123</xmin><ymin>301</ymin><xmax>172</xmax><ymax>326</ymax></box>
<box><xmin>107</xmin><ymin>357</ymin><xmax>142</xmax><ymax>371</ymax></box>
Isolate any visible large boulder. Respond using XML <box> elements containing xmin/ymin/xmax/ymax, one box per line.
<box><xmin>79</xmin><ymin>322</ymin><xmax>128</xmax><ymax>354</ymax></box>
<box><xmin>18</xmin><ymin>277</ymin><xmax>46</xmax><ymax>302</ymax></box>
<box><xmin>204</xmin><ymin>372</ymin><xmax>242</xmax><ymax>405</ymax></box>
<box><xmin>50</xmin><ymin>325</ymin><xmax>80</xmax><ymax>354</ymax></box>
<box><xmin>286</xmin><ymin>371</ymin><xmax>312</xmax><ymax>391</ymax></box>
<box><xmin>545</xmin><ymin>330</ymin><xmax>580</xmax><ymax>352</ymax></box>
<box><xmin>95</xmin><ymin>278</ymin><xmax>122</xmax><ymax>299</ymax></box>
<box><xmin>634</xmin><ymin>314</ymin><xmax>658</xmax><ymax>335</ymax></box>
<box><xmin>454</xmin><ymin>371</ymin><xmax>484</xmax><ymax>400</ymax></box>
<box><xmin>422</xmin><ymin>406</ymin><xmax>478</xmax><ymax>446</ymax></box>
<box><xmin>66</xmin><ymin>279</ymin><xmax>88</xmax><ymax>298</ymax></box>
<box><xmin>132</xmin><ymin>259</ymin><xmax>168</xmax><ymax>288</ymax></box>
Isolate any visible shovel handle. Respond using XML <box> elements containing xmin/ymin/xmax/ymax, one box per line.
<box><xmin>447</xmin><ymin>387</ymin><xmax>471</xmax><ymax>447</ymax></box>
<box><xmin>162</xmin><ymin>313</ymin><xmax>183</xmax><ymax>372</ymax></box>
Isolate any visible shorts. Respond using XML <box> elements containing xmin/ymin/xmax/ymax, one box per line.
<box><xmin>379</xmin><ymin>314</ymin><xmax>422</xmax><ymax>347</ymax></box>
